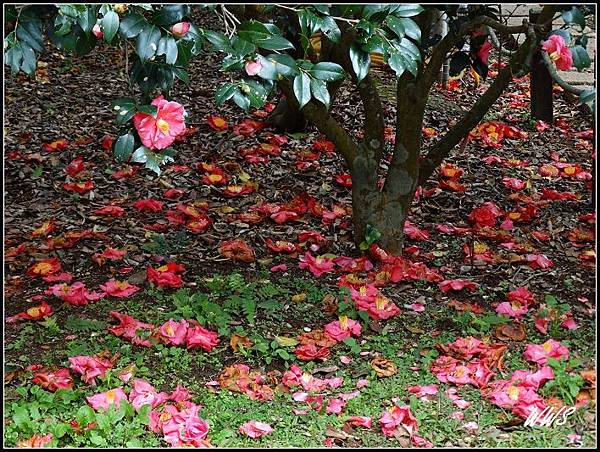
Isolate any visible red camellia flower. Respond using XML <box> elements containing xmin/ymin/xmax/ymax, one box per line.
<box><xmin>185</xmin><ymin>216</ymin><xmax>212</xmax><ymax>234</ymax></box>
<box><xmin>109</xmin><ymin>311</ymin><xmax>155</xmax><ymax>347</ymax></box>
<box><xmin>31</xmin><ymin>219</ymin><xmax>56</xmax><ymax>238</ymax></box>
<box><xmin>112</xmin><ymin>165</ymin><xmax>138</xmax><ymax>179</ymax></box>
<box><xmin>32</xmin><ymin>368</ymin><xmax>73</xmax><ymax>392</ymax></box>
<box><xmin>95</xmin><ymin>205</ymin><xmax>125</xmax><ymax>217</ymax></box>
<box><xmin>312</xmin><ymin>139</ymin><xmax>335</xmax><ymax>153</ymax></box>
<box><xmin>63</xmin><ymin>181</ymin><xmax>94</xmax><ymax>194</ymax></box>
<box><xmin>171</xmin><ymin>21</ymin><xmax>190</xmax><ymax>38</ymax></box>
<box><xmin>164</xmin><ymin>188</ymin><xmax>186</xmax><ymax>199</ymax></box>
<box><xmin>299</xmin><ymin>252</ymin><xmax>335</xmax><ymax>277</ymax></box>
<box><xmin>335</xmin><ymin>174</ymin><xmax>353</xmax><ymax>187</ymax></box>
<box><xmin>439</xmin><ymin>279</ymin><xmax>478</xmax><ymax>292</ymax></box>
<box><xmin>542</xmin><ymin>35</ymin><xmax>573</xmax><ymax>71</ymax></box>
<box><xmin>219</xmin><ymin>239</ymin><xmax>255</xmax><ymax>263</ymax></box>
<box><xmin>439</xmin><ymin>163</ymin><xmax>464</xmax><ymax>179</ymax></box>
<box><xmin>186</xmin><ymin>323</ymin><xmax>220</xmax><ymax>351</ymax></box>
<box><xmin>265</xmin><ymin>238</ymin><xmax>298</xmax><ymax>254</ymax></box>
<box><xmin>232</xmin><ymin>118</ymin><xmax>265</xmax><ymax>136</ymax></box>
<box><xmin>525</xmin><ymin>254</ymin><xmax>554</xmax><ymax>270</ymax></box>
<box><xmin>294</xmin><ymin>344</ymin><xmax>331</xmax><ymax>361</ymax></box>
<box><xmin>100</xmin><ymin>279</ymin><xmax>140</xmax><ymax>298</ymax></box>
<box><xmin>147</xmin><ymin>263</ymin><xmax>185</xmax><ymax>288</ymax></box>
<box><xmin>65</xmin><ymin>155</ymin><xmax>85</xmax><ymax>177</ymax></box>
<box><xmin>42</xmin><ymin>138</ymin><xmax>69</xmax><ymax>152</ymax></box>
<box><xmin>46</xmin><ymin>282</ymin><xmax>105</xmax><ymax>306</ymax></box>
<box><xmin>207</xmin><ymin>115</ymin><xmax>228</xmax><ymax>131</ymax></box>
<box><xmin>468</xmin><ymin>202</ymin><xmax>503</xmax><ymax>228</ymax></box>
<box><xmin>379</xmin><ymin>404</ymin><xmax>419</xmax><ymax>437</ymax></box>
<box><xmin>133</xmin><ymin>198</ymin><xmax>164</xmax><ymax>212</ymax></box>
<box><xmin>502</xmin><ymin>176</ymin><xmax>526</xmax><ymax>190</ymax></box>
<box><xmin>222</xmin><ymin>183</ymin><xmax>255</xmax><ymax>198</ymax></box>
<box><xmin>69</xmin><ymin>355</ymin><xmax>114</xmax><ymax>385</ymax></box>
<box><xmin>133</xmin><ymin>96</ymin><xmax>186</xmax><ymax>150</ymax></box>
<box><xmin>27</xmin><ymin>257</ymin><xmax>61</xmax><ymax>277</ymax></box>
<box><xmin>6</xmin><ymin>301</ymin><xmax>54</xmax><ymax>323</ymax></box>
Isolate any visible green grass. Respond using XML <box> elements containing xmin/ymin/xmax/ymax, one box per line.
<box><xmin>4</xmin><ymin>272</ymin><xmax>596</xmax><ymax>448</ymax></box>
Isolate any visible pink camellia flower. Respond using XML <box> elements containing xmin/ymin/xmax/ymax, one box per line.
<box><xmin>239</xmin><ymin>420</ymin><xmax>273</xmax><ymax>438</ymax></box>
<box><xmin>524</xmin><ymin>339</ymin><xmax>569</xmax><ymax>365</ymax></box>
<box><xmin>502</xmin><ymin>177</ymin><xmax>526</xmax><ymax>190</ymax></box>
<box><xmin>100</xmin><ymin>279</ymin><xmax>140</xmax><ymax>298</ymax></box>
<box><xmin>356</xmin><ymin>378</ymin><xmax>369</xmax><ymax>389</ymax></box>
<box><xmin>526</xmin><ymin>253</ymin><xmax>554</xmax><ymax>270</ymax></box>
<box><xmin>407</xmin><ymin>384</ymin><xmax>438</xmax><ymax>401</ymax></box>
<box><xmin>326</xmin><ymin>398</ymin><xmax>347</xmax><ymax>415</ymax></box>
<box><xmin>186</xmin><ymin>324</ymin><xmax>219</xmax><ymax>352</ymax></box>
<box><xmin>87</xmin><ymin>387</ymin><xmax>128</xmax><ymax>411</ymax></box>
<box><xmin>560</xmin><ymin>312</ymin><xmax>578</xmax><ymax>330</ymax></box>
<box><xmin>159</xmin><ymin>319</ymin><xmax>189</xmax><ymax>346</ymax></box>
<box><xmin>512</xmin><ymin>389</ymin><xmax>547</xmax><ymax>419</ymax></box>
<box><xmin>171</xmin><ymin>21</ymin><xmax>191</xmax><ymax>38</ymax></box>
<box><xmin>439</xmin><ymin>279</ymin><xmax>478</xmax><ymax>293</ymax></box>
<box><xmin>380</xmin><ymin>404</ymin><xmax>419</xmax><ymax>437</ymax></box>
<box><xmin>349</xmin><ymin>284</ymin><xmax>379</xmax><ymax>303</ymax></box>
<box><xmin>92</xmin><ymin>23</ymin><xmax>103</xmax><ymax>39</ymax></box>
<box><xmin>412</xmin><ymin>435</ymin><xmax>434</xmax><ymax>448</ymax></box>
<box><xmin>109</xmin><ymin>311</ymin><xmax>155</xmax><ymax>347</ymax></box>
<box><xmin>507</xmin><ymin>287</ymin><xmax>535</xmax><ymax>306</ymax></box>
<box><xmin>298</xmin><ymin>252</ymin><xmax>335</xmax><ymax>277</ymax></box>
<box><xmin>510</xmin><ymin>366</ymin><xmax>554</xmax><ymax>391</ymax></box>
<box><xmin>69</xmin><ymin>355</ymin><xmax>114</xmax><ymax>385</ymax></box>
<box><xmin>453</xmin><ymin>399</ymin><xmax>471</xmax><ymax>409</ymax></box>
<box><xmin>496</xmin><ymin>301</ymin><xmax>528</xmax><ymax>319</ymax></box>
<box><xmin>356</xmin><ymin>295</ymin><xmax>401</xmax><ymax>320</ymax></box>
<box><xmin>46</xmin><ymin>282</ymin><xmax>105</xmax><ymax>306</ymax></box>
<box><xmin>133</xmin><ymin>198</ymin><xmax>164</xmax><ymax>212</ymax></box>
<box><xmin>129</xmin><ymin>379</ymin><xmax>169</xmax><ymax>411</ymax></box>
<box><xmin>133</xmin><ymin>96</ymin><xmax>186</xmax><ymax>150</ymax></box>
<box><xmin>324</xmin><ymin>316</ymin><xmax>362</xmax><ymax>341</ymax></box>
<box><xmin>542</xmin><ymin>35</ymin><xmax>573</xmax><ymax>71</ymax></box>
<box><xmin>245</xmin><ymin>59</ymin><xmax>262</xmax><ymax>76</ymax></box>
<box><xmin>408</xmin><ymin>303</ymin><xmax>425</xmax><ymax>312</ymax></box>
<box><xmin>346</xmin><ymin>416</ymin><xmax>372</xmax><ymax>428</ymax></box>
<box><xmin>32</xmin><ymin>368</ymin><xmax>73</xmax><ymax>392</ymax></box>
<box><xmin>467</xmin><ymin>360</ymin><xmax>495</xmax><ymax>388</ymax></box>
<box><xmin>169</xmin><ymin>385</ymin><xmax>192</xmax><ymax>402</ymax></box>
<box><xmin>451</xmin><ymin>411</ymin><xmax>465</xmax><ymax>420</ymax></box>
<box><xmin>161</xmin><ymin>403</ymin><xmax>210</xmax><ymax>447</ymax></box>
<box><xmin>468</xmin><ymin>202</ymin><xmax>503</xmax><ymax>228</ymax></box>
<box><xmin>118</xmin><ymin>364</ymin><xmax>136</xmax><ymax>383</ymax></box>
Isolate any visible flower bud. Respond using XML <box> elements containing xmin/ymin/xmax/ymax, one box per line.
<box><xmin>171</xmin><ymin>22</ymin><xmax>190</xmax><ymax>38</ymax></box>
<box><xmin>92</xmin><ymin>23</ymin><xmax>104</xmax><ymax>39</ymax></box>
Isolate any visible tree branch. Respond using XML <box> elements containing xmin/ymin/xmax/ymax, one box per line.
<box><xmin>541</xmin><ymin>51</ymin><xmax>586</xmax><ymax>95</ymax></box>
<box><xmin>278</xmin><ymin>79</ymin><xmax>358</xmax><ymax>169</ymax></box>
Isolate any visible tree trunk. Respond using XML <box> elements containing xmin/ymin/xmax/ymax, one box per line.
<box><xmin>267</xmin><ymin>96</ymin><xmax>307</xmax><ymax>133</ymax></box>
<box><xmin>350</xmin><ymin>150</ymin><xmax>413</xmax><ymax>254</ymax></box>
<box><xmin>351</xmin><ymin>181</ymin><xmax>411</xmax><ymax>254</ymax></box>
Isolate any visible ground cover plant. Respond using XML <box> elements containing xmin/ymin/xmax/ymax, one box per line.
<box><xmin>3</xmin><ymin>3</ymin><xmax>597</xmax><ymax>448</ymax></box>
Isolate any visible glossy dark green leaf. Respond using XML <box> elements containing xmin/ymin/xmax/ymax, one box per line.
<box><xmin>136</xmin><ymin>25</ymin><xmax>161</xmax><ymax>61</ymax></box>
<box><xmin>310</xmin><ymin>78</ymin><xmax>330</xmax><ymax>108</ymax></box>
<box><xmin>393</xmin><ymin>4</ymin><xmax>424</xmax><ymax>17</ymax></box>
<box><xmin>309</xmin><ymin>62</ymin><xmax>345</xmax><ymax>81</ymax></box>
<box><xmin>215</xmin><ymin>83</ymin><xmax>237</xmax><ymax>105</ymax></box>
<box><xmin>257</xmin><ymin>35</ymin><xmax>294</xmax><ymax>51</ymax></box>
<box><xmin>157</xmin><ymin>35</ymin><xmax>178</xmax><ymax>65</ymax></box>
<box><xmin>102</xmin><ymin>10</ymin><xmax>120</xmax><ymax>43</ymax></box>
<box><xmin>153</xmin><ymin>5</ymin><xmax>188</xmax><ymax>27</ymax></box>
<box><xmin>349</xmin><ymin>44</ymin><xmax>371</xmax><ymax>82</ymax></box>
<box><xmin>233</xmin><ymin>89</ymin><xmax>251</xmax><ymax>111</ymax></box>
<box><xmin>386</xmin><ymin>15</ymin><xmax>406</xmax><ymax>40</ymax></box>
<box><xmin>571</xmin><ymin>45</ymin><xmax>591</xmax><ymax>71</ymax></box>
<box><xmin>114</xmin><ymin>133</ymin><xmax>135</xmax><ymax>162</ymax></box>
<box><xmin>119</xmin><ymin>12</ymin><xmax>146</xmax><ymax>38</ymax></box>
<box><xmin>203</xmin><ymin>30</ymin><xmax>232</xmax><ymax>53</ymax></box>
<box><xmin>293</xmin><ymin>73</ymin><xmax>311</xmax><ymax>109</ymax></box>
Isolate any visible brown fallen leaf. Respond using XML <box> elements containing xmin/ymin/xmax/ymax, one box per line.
<box><xmin>493</xmin><ymin>322</ymin><xmax>527</xmax><ymax>341</ymax></box>
<box><xmin>322</xmin><ymin>293</ymin><xmax>338</xmax><ymax>314</ymax></box>
<box><xmin>371</xmin><ymin>358</ymin><xmax>397</xmax><ymax>377</ymax></box>
<box><xmin>230</xmin><ymin>333</ymin><xmax>253</xmax><ymax>352</ymax></box>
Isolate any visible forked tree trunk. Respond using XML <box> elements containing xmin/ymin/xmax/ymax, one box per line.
<box><xmin>267</xmin><ymin>96</ymin><xmax>307</xmax><ymax>133</ymax></box>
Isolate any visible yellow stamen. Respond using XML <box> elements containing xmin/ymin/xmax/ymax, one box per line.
<box><xmin>339</xmin><ymin>316</ymin><xmax>349</xmax><ymax>331</ymax></box>
<box><xmin>156</xmin><ymin>118</ymin><xmax>170</xmax><ymax>134</ymax></box>
<box><xmin>507</xmin><ymin>385</ymin><xmax>520</xmax><ymax>400</ymax></box>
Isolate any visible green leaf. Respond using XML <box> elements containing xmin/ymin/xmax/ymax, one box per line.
<box><xmin>20</xmin><ymin>43</ymin><xmax>37</xmax><ymax>74</ymax></box>
<box><xmin>102</xmin><ymin>10</ymin><xmax>120</xmax><ymax>43</ymax></box>
<box><xmin>203</xmin><ymin>30</ymin><xmax>232</xmax><ymax>53</ymax></box>
<box><xmin>119</xmin><ymin>12</ymin><xmax>147</xmax><ymax>38</ymax></box>
<box><xmin>131</xmin><ymin>146</ymin><xmax>150</xmax><ymax>164</ymax></box>
<box><xmin>157</xmin><ymin>35</ymin><xmax>178</xmax><ymax>65</ymax></box>
<box><xmin>571</xmin><ymin>45</ymin><xmax>591</xmax><ymax>71</ymax></box>
<box><xmin>293</xmin><ymin>73</ymin><xmax>311</xmax><ymax>109</ymax></box>
<box><xmin>153</xmin><ymin>4</ymin><xmax>188</xmax><ymax>27</ymax></box>
<box><xmin>176</xmin><ymin>39</ymin><xmax>193</xmax><ymax>66</ymax></box>
<box><xmin>233</xmin><ymin>89</ymin><xmax>251</xmax><ymax>112</ymax></box>
<box><xmin>136</xmin><ymin>24</ymin><xmax>161</xmax><ymax>61</ymax></box>
<box><xmin>114</xmin><ymin>133</ymin><xmax>135</xmax><ymax>162</ymax></box>
<box><xmin>401</xmin><ymin>17</ymin><xmax>421</xmax><ymax>42</ymax></box>
<box><xmin>309</xmin><ymin>62</ymin><xmax>345</xmax><ymax>81</ymax></box>
<box><xmin>349</xmin><ymin>44</ymin><xmax>370</xmax><ymax>82</ymax></box>
<box><xmin>320</xmin><ymin>16</ymin><xmax>341</xmax><ymax>43</ymax></box>
<box><xmin>266</xmin><ymin>53</ymin><xmax>299</xmax><ymax>77</ymax></box>
<box><xmin>363</xmin><ymin>5</ymin><xmax>389</xmax><ymax>20</ymax></box>
<box><xmin>386</xmin><ymin>15</ymin><xmax>406</xmax><ymax>40</ymax></box>
<box><xmin>365</xmin><ymin>224</ymin><xmax>381</xmax><ymax>245</ymax></box>
<box><xmin>215</xmin><ymin>83</ymin><xmax>237</xmax><ymax>105</ymax></box>
<box><xmin>237</xmin><ymin>21</ymin><xmax>271</xmax><ymax>44</ymax></box>
<box><xmin>561</xmin><ymin>6</ymin><xmax>586</xmax><ymax>29</ymax></box>
<box><xmin>310</xmin><ymin>78</ymin><xmax>330</xmax><ymax>107</ymax></box>
<box><xmin>393</xmin><ymin>4</ymin><xmax>424</xmax><ymax>17</ymax></box>
<box><xmin>257</xmin><ymin>35</ymin><xmax>294</xmax><ymax>51</ymax></box>
<box><xmin>548</xmin><ymin>29</ymin><xmax>571</xmax><ymax>44</ymax></box>
<box><xmin>244</xmin><ymin>79</ymin><xmax>268</xmax><ymax>108</ymax></box>
<box><xmin>77</xmin><ymin>6</ymin><xmax>97</xmax><ymax>34</ymax></box>
<box><xmin>580</xmin><ymin>89</ymin><xmax>595</xmax><ymax>113</ymax></box>
<box><xmin>16</xmin><ymin>14</ymin><xmax>44</xmax><ymax>53</ymax></box>
<box><xmin>172</xmin><ymin>67</ymin><xmax>189</xmax><ymax>84</ymax></box>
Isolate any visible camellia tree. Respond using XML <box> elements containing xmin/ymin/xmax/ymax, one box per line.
<box><xmin>4</xmin><ymin>3</ymin><xmax>595</xmax><ymax>253</ymax></box>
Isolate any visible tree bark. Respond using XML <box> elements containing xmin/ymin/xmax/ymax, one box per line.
<box><xmin>267</xmin><ymin>96</ymin><xmax>307</xmax><ymax>133</ymax></box>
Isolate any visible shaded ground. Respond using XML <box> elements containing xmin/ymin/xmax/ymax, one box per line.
<box><xmin>3</xmin><ymin>14</ymin><xmax>597</xmax><ymax>448</ymax></box>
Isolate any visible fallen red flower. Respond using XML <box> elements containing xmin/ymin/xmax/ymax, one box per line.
<box><xmin>42</xmin><ymin>138</ymin><xmax>69</xmax><ymax>152</ymax></box>
<box><xmin>219</xmin><ymin>239</ymin><xmax>255</xmax><ymax>263</ymax></box>
<box><xmin>63</xmin><ymin>181</ymin><xmax>94</xmax><ymax>194</ymax></box>
<box><xmin>65</xmin><ymin>156</ymin><xmax>85</xmax><ymax>177</ymax></box>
